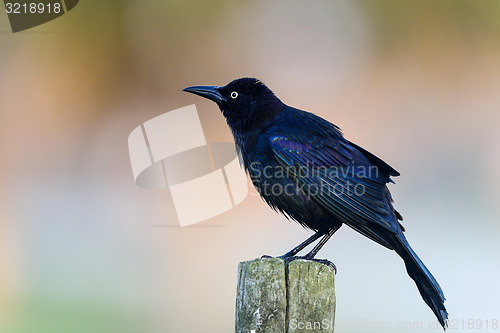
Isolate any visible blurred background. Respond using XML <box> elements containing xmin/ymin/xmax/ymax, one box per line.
<box><xmin>1</xmin><ymin>0</ymin><xmax>500</xmax><ymax>332</ymax></box>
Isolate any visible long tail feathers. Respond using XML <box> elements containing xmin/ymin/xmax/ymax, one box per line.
<box><xmin>393</xmin><ymin>233</ymin><xmax>448</xmax><ymax>329</ymax></box>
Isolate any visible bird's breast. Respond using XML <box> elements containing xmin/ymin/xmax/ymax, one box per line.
<box><xmin>243</xmin><ymin>152</ymin><xmax>335</xmax><ymax>231</ymax></box>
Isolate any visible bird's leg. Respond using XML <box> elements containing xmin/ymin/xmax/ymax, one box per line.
<box><xmin>303</xmin><ymin>225</ymin><xmax>341</xmax><ymax>260</ymax></box>
<box><xmin>278</xmin><ymin>230</ymin><xmax>326</xmax><ymax>258</ymax></box>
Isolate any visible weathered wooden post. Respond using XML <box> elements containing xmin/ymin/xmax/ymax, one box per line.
<box><xmin>235</xmin><ymin>257</ymin><xmax>336</xmax><ymax>333</ymax></box>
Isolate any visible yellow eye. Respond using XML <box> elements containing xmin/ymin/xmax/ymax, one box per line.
<box><xmin>230</xmin><ymin>91</ymin><xmax>238</xmax><ymax>99</ymax></box>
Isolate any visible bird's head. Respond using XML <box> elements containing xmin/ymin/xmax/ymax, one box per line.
<box><xmin>182</xmin><ymin>78</ymin><xmax>284</xmax><ymax>134</ymax></box>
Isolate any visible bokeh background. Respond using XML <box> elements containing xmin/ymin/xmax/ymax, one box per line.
<box><xmin>1</xmin><ymin>1</ymin><xmax>500</xmax><ymax>332</ymax></box>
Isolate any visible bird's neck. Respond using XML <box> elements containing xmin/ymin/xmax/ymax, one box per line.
<box><xmin>234</xmin><ymin>99</ymin><xmax>284</xmax><ymax>130</ymax></box>
<box><xmin>231</xmin><ymin>103</ymin><xmax>283</xmax><ymax>147</ymax></box>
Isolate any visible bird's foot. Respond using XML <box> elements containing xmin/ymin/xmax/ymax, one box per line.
<box><xmin>295</xmin><ymin>256</ymin><xmax>337</xmax><ymax>273</ymax></box>
<box><xmin>261</xmin><ymin>254</ymin><xmax>337</xmax><ymax>273</ymax></box>
<box><xmin>260</xmin><ymin>252</ymin><xmax>297</xmax><ymax>260</ymax></box>
<box><xmin>260</xmin><ymin>254</ymin><xmax>300</xmax><ymax>262</ymax></box>
<box><xmin>308</xmin><ymin>258</ymin><xmax>337</xmax><ymax>273</ymax></box>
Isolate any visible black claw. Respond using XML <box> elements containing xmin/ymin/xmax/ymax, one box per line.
<box><xmin>299</xmin><ymin>256</ymin><xmax>337</xmax><ymax>274</ymax></box>
<box><xmin>278</xmin><ymin>255</ymin><xmax>296</xmax><ymax>264</ymax></box>
<box><xmin>278</xmin><ymin>254</ymin><xmax>294</xmax><ymax>260</ymax></box>
<box><xmin>320</xmin><ymin>260</ymin><xmax>337</xmax><ymax>274</ymax></box>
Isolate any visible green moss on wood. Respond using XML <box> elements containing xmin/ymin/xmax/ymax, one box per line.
<box><xmin>235</xmin><ymin>258</ymin><xmax>287</xmax><ymax>333</ymax></box>
<box><xmin>235</xmin><ymin>258</ymin><xmax>335</xmax><ymax>333</ymax></box>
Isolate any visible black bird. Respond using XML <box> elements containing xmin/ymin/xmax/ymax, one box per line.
<box><xmin>183</xmin><ymin>78</ymin><xmax>448</xmax><ymax>328</ymax></box>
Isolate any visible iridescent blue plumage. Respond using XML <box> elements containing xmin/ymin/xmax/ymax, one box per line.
<box><xmin>183</xmin><ymin>77</ymin><xmax>448</xmax><ymax>329</ymax></box>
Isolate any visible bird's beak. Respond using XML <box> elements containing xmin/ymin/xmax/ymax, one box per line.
<box><xmin>182</xmin><ymin>85</ymin><xmax>225</xmax><ymax>104</ymax></box>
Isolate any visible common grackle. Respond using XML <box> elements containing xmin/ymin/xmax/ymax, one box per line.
<box><xmin>183</xmin><ymin>78</ymin><xmax>448</xmax><ymax>328</ymax></box>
